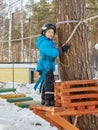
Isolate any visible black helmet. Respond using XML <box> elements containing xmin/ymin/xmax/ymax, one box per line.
<box><xmin>41</xmin><ymin>23</ymin><xmax>56</xmax><ymax>35</ymax></box>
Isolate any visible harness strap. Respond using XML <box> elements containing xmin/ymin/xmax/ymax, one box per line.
<box><xmin>34</xmin><ymin>71</ymin><xmax>47</xmax><ymax>91</ymax></box>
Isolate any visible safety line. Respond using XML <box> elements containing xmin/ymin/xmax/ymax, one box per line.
<box><xmin>56</xmin><ymin>15</ymin><xmax>98</xmax><ymax>26</ymax></box>
<box><xmin>56</xmin><ymin>14</ymin><xmax>98</xmax><ymax>44</ymax></box>
<box><xmin>56</xmin><ymin>20</ymin><xmax>79</xmax><ymax>25</ymax></box>
<box><xmin>56</xmin><ymin>14</ymin><xmax>98</xmax><ymax>67</ymax></box>
<box><xmin>0</xmin><ymin>34</ymin><xmax>41</xmax><ymax>43</ymax></box>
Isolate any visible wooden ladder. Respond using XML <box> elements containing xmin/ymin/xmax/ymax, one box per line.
<box><xmin>30</xmin><ymin>79</ymin><xmax>98</xmax><ymax>130</ymax></box>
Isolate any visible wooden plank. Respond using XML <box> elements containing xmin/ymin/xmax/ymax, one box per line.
<box><xmin>15</xmin><ymin>100</ymin><xmax>41</xmax><ymax>106</ymax></box>
<box><xmin>63</xmin><ymin>93</ymin><xmax>98</xmax><ymax>100</ymax></box>
<box><xmin>30</xmin><ymin>105</ymin><xmax>64</xmax><ymax>113</ymax></box>
<box><xmin>7</xmin><ymin>96</ymin><xmax>33</xmax><ymax>103</ymax></box>
<box><xmin>0</xmin><ymin>93</ymin><xmax>26</xmax><ymax>99</ymax></box>
<box><xmin>63</xmin><ymin>100</ymin><xmax>98</xmax><ymax>107</ymax></box>
<box><xmin>33</xmin><ymin>109</ymin><xmax>63</xmax><ymax>130</ymax></box>
<box><xmin>46</xmin><ymin>113</ymin><xmax>80</xmax><ymax>130</ymax></box>
<box><xmin>55</xmin><ymin>83</ymin><xmax>63</xmax><ymax>107</ymax></box>
<box><xmin>0</xmin><ymin>88</ymin><xmax>16</xmax><ymax>93</ymax></box>
<box><xmin>66</xmin><ymin>79</ymin><xmax>98</xmax><ymax>85</ymax></box>
<box><xmin>62</xmin><ymin>87</ymin><xmax>98</xmax><ymax>92</ymax></box>
<box><xmin>55</xmin><ymin>108</ymin><xmax>98</xmax><ymax>116</ymax></box>
<box><xmin>55</xmin><ymin>79</ymin><xmax>98</xmax><ymax>86</ymax></box>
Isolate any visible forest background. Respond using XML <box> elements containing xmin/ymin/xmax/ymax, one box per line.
<box><xmin>0</xmin><ymin>0</ymin><xmax>97</xmax><ymax>64</ymax></box>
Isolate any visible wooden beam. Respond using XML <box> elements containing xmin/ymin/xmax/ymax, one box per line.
<box><xmin>46</xmin><ymin>113</ymin><xmax>80</xmax><ymax>130</ymax></box>
<box><xmin>55</xmin><ymin>109</ymin><xmax>98</xmax><ymax>116</ymax></box>
<box><xmin>0</xmin><ymin>93</ymin><xmax>25</xmax><ymax>99</ymax></box>
<box><xmin>33</xmin><ymin>109</ymin><xmax>63</xmax><ymax>130</ymax></box>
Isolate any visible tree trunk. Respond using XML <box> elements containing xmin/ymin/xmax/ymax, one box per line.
<box><xmin>56</xmin><ymin>0</ymin><xmax>92</xmax><ymax>81</ymax></box>
<box><xmin>56</xmin><ymin>0</ymin><xmax>98</xmax><ymax>129</ymax></box>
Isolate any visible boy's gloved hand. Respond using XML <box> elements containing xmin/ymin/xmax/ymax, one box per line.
<box><xmin>62</xmin><ymin>44</ymin><xmax>70</xmax><ymax>52</ymax></box>
<box><xmin>58</xmin><ymin>44</ymin><xmax>70</xmax><ymax>54</ymax></box>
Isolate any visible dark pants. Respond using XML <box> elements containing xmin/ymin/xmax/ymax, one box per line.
<box><xmin>41</xmin><ymin>70</ymin><xmax>55</xmax><ymax>101</ymax></box>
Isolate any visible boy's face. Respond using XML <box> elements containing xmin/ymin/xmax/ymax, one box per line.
<box><xmin>45</xmin><ymin>29</ymin><xmax>54</xmax><ymax>39</ymax></box>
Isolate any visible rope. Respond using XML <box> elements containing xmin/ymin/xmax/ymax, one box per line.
<box><xmin>73</xmin><ymin>115</ymin><xmax>78</xmax><ymax>126</ymax></box>
<box><xmin>57</xmin><ymin>21</ymin><xmax>82</xmax><ymax>67</ymax></box>
<box><xmin>0</xmin><ymin>34</ymin><xmax>41</xmax><ymax>43</ymax></box>
<box><xmin>56</xmin><ymin>14</ymin><xmax>98</xmax><ymax>45</ymax></box>
<box><xmin>56</xmin><ymin>20</ymin><xmax>79</xmax><ymax>25</ymax></box>
<box><xmin>65</xmin><ymin>20</ymin><xmax>82</xmax><ymax>44</ymax></box>
<box><xmin>56</xmin><ymin>53</ymin><xmax>69</xmax><ymax>67</ymax></box>
<box><xmin>56</xmin><ymin>14</ymin><xmax>98</xmax><ymax>67</ymax></box>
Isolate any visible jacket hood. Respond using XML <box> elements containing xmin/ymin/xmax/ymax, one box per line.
<box><xmin>36</xmin><ymin>36</ymin><xmax>46</xmax><ymax>49</ymax></box>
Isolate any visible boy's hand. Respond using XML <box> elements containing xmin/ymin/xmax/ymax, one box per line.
<box><xmin>62</xmin><ymin>44</ymin><xmax>70</xmax><ymax>52</ymax></box>
<box><xmin>58</xmin><ymin>44</ymin><xmax>70</xmax><ymax>54</ymax></box>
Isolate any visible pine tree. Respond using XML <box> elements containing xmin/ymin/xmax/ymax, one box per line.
<box><xmin>56</xmin><ymin>0</ymin><xmax>98</xmax><ymax>129</ymax></box>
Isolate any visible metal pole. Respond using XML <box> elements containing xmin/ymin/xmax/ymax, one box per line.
<box><xmin>29</xmin><ymin>17</ymin><xmax>32</xmax><ymax>62</ymax></box>
<box><xmin>20</xmin><ymin>0</ymin><xmax>24</xmax><ymax>62</ymax></box>
<box><xmin>8</xmin><ymin>0</ymin><xmax>12</xmax><ymax>62</ymax></box>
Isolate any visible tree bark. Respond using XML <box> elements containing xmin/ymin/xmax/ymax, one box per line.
<box><xmin>56</xmin><ymin>0</ymin><xmax>98</xmax><ymax>130</ymax></box>
<box><xmin>56</xmin><ymin>0</ymin><xmax>92</xmax><ymax>81</ymax></box>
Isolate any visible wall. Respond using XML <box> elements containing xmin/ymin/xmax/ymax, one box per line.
<box><xmin>0</xmin><ymin>64</ymin><xmax>37</xmax><ymax>83</ymax></box>
<box><xmin>0</xmin><ymin>68</ymin><xmax>29</xmax><ymax>83</ymax></box>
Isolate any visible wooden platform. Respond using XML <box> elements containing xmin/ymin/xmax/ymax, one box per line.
<box><xmin>55</xmin><ymin>79</ymin><xmax>98</xmax><ymax>112</ymax></box>
<box><xmin>30</xmin><ymin>79</ymin><xmax>98</xmax><ymax>130</ymax></box>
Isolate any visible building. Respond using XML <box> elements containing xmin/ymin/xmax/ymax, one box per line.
<box><xmin>0</xmin><ymin>63</ymin><xmax>39</xmax><ymax>83</ymax></box>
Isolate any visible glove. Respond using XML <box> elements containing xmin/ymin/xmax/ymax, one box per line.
<box><xmin>62</xmin><ymin>44</ymin><xmax>70</xmax><ymax>52</ymax></box>
<box><xmin>58</xmin><ymin>44</ymin><xmax>70</xmax><ymax>54</ymax></box>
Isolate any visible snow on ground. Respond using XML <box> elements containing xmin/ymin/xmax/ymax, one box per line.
<box><xmin>0</xmin><ymin>82</ymin><xmax>57</xmax><ymax>130</ymax></box>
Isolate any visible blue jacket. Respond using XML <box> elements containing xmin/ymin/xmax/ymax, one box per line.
<box><xmin>36</xmin><ymin>36</ymin><xmax>59</xmax><ymax>72</ymax></box>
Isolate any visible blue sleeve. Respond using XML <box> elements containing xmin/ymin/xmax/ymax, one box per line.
<box><xmin>39</xmin><ymin>40</ymin><xmax>59</xmax><ymax>58</ymax></box>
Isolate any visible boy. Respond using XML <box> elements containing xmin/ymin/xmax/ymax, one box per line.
<box><xmin>35</xmin><ymin>23</ymin><xmax>70</xmax><ymax>106</ymax></box>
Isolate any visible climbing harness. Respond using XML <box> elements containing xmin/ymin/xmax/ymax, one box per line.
<box><xmin>34</xmin><ymin>70</ymin><xmax>47</xmax><ymax>92</ymax></box>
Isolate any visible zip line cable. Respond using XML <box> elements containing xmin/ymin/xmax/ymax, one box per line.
<box><xmin>0</xmin><ymin>13</ymin><xmax>98</xmax><ymax>67</ymax></box>
<box><xmin>0</xmin><ymin>34</ymin><xmax>41</xmax><ymax>43</ymax></box>
<box><xmin>0</xmin><ymin>15</ymin><xmax>97</xmax><ymax>44</ymax></box>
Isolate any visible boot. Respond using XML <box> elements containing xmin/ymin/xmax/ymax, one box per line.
<box><xmin>50</xmin><ymin>100</ymin><xmax>55</xmax><ymax>106</ymax></box>
<box><xmin>44</xmin><ymin>100</ymin><xmax>50</xmax><ymax>106</ymax></box>
<box><xmin>41</xmin><ymin>99</ymin><xmax>45</xmax><ymax>105</ymax></box>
